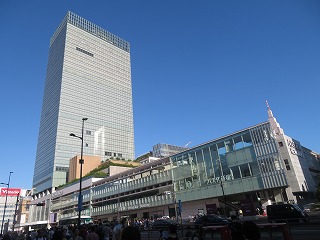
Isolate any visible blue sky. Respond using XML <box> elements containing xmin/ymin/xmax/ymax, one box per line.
<box><xmin>1</xmin><ymin>0</ymin><xmax>319</xmax><ymax>189</ymax></box>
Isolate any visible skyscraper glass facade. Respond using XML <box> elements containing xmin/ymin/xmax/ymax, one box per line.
<box><xmin>33</xmin><ymin>12</ymin><xmax>135</xmax><ymax>192</ymax></box>
<box><xmin>153</xmin><ymin>143</ymin><xmax>188</xmax><ymax>158</ymax></box>
<box><xmin>171</xmin><ymin>122</ymin><xmax>288</xmax><ymax>201</ymax></box>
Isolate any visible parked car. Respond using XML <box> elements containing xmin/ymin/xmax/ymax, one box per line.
<box><xmin>194</xmin><ymin>214</ymin><xmax>230</xmax><ymax>228</ymax></box>
<box><xmin>266</xmin><ymin>203</ymin><xmax>309</xmax><ymax>222</ymax></box>
<box><xmin>151</xmin><ymin>219</ymin><xmax>179</xmax><ymax>229</ymax></box>
<box><xmin>303</xmin><ymin>203</ymin><xmax>315</xmax><ymax>213</ymax></box>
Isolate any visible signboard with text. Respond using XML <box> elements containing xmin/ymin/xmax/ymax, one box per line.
<box><xmin>0</xmin><ymin>188</ymin><xmax>21</xmax><ymax>196</ymax></box>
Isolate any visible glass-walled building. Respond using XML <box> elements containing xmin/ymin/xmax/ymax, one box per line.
<box><xmin>27</xmin><ymin>104</ymin><xmax>319</xmax><ymax>225</ymax></box>
<box><xmin>170</xmin><ymin>122</ymin><xmax>289</xmax><ymax>216</ymax></box>
<box><xmin>153</xmin><ymin>143</ymin><xmax>189</xmax><ymax>158</ymax></box>
<box><xmin>33</xmin><ymin>11</ymin><xmax>135</xmax><ymax>193</ymax></box>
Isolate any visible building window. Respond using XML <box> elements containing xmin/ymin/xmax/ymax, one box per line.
<box><xmin>284</xmin><ymin>159</ymin><xmax>290</xmax><ymax>170</ymax></box>
<box><xmin>105</xmin><ymin>152</ymin><xmax>112</xmax><ymax>156</ymax></box>
<box><xmin>86</xmin><ymin>130</ymin><xmax>92</xmax><ymax>135</ymax></box>
<box><xmin>278</xmin><ymin>142</ymin><xmax>284</xmax><ymax>147</ymax></box>
<box><xmin>242</xmin><ymin>168</ymin><xmax>251</xmax><ymax>177</ymax></box>
<box><xmin>118</xmin><ymin>153</ymin><xmax>122</xmax><ymax>158</ymax></box>
<box><xmin>76</xmin><ymin>47</ymin><xmax>94</xmax><ymax>57</ymax></box>
<box><xmin>56</xmin><ymin>166</ymin><xmax>68</xmax><ymax>172</ymax></box>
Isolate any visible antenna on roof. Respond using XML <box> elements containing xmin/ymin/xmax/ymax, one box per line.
<box><xmin>266</xmin><ymin>100</ymin><xmax>270</xmax><ymax>108</ymax></box>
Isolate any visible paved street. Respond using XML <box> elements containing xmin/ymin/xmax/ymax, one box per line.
<box><xmin>139</xmin><ymin>215</ymin><xmax>320</xmax><ymax>240</ymax></box>
<box><xmin>286</xmin><ymin>216</ymin><xmax>320</xmax><ymax>240</ymax></box>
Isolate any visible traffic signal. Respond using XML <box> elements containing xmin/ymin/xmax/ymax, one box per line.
<box><xmin>36</xmin><ymin>202</ymin><xmax>45</xmax><ymax>206</ymax></box>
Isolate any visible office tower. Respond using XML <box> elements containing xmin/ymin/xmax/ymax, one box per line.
<box><xmin>33</xmin><ymin>11</ymin><xmax>134</xmax><ymax>193</ymax></box>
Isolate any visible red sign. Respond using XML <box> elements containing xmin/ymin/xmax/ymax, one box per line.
<box><xmin>0</xmin><ymin>188</ymin><xmax>21</xmax><ymax>196</ymax></box>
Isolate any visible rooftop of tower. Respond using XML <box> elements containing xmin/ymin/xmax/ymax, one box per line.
<box><xmin>50</xmin><ymin>11</ymin><xmax>130</xmax><ymax>53</ymax></box>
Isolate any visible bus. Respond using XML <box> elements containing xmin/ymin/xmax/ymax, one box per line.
<box><xmin>58</xmin><ymin>216</ymin><xmax>93</xmax><ymax>226</ymax></box>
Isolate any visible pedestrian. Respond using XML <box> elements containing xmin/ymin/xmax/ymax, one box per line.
<box><xmin>96</xmin><ymin>222</ymin><xmax>104</xmax><ymax>240</ymax></box>
<box><xmin>48</xmin><ymin>228</ymin><xmax>55</xmax><ymax>240</ymax></box>
<box><xmin>113</xmin><ymin>219</ymin><xmax>125</xmax><ymax>240</ymax></box>
<box><xmin>120</xmin><ymin>226</ymin><xmax>141</xmax><ymax>240</ymax></box>
<box><xmin>79</xmin><ymin>225</ymin><xmax>88</xmax><ymax>240</ymax></box>
<box><xmin>35</xmin><ymin>229</ymin><xmax>47</xmax><ymax>240</ymax></box>
<box><xmin>167</xmin><ymin>224</ymin><xmax>178</xmax><ymax>240</ymax></box>
<box><xmin>26</xmin><ymin>232</ymin><xmax>32</xmax><ymax>240</ymax></box>
<box><xmin>86</xmin><ymin>225</ymin><xmax>99</xmax><ymax>240</ymax></box>
<box><xmin>239</xmin><ymin>209</ymin><xmax>243</xmax><ymax>217</ymax></box>
<box><xmin>229</xmin><ymin>215</ymin><xmax>245</xmax><ymax>240</ymax></box>
<box><xmin>69</xmin><ymin>228</ymin><xmax>83</xmax><ymax>240</ymax></box>
<box><xmin>242</xmin><ymin>221</ymin><xmax>260</xmax><ymax>240</ymax></box>
<box><xmin>31</xmin><ymin>230</ymin><xmax>38</xmax><ymax>239</ymax></box>
<box><xmin>52</xmin><ymin>227</ymin><xmax>65</xmax><ymax>240</ymax></box>
<box><xmin>2</xmin><ymin>234</ymin><xmax>13</xmax><ymax>240</ymax></box>
<box><xmin>62</xmin><ymin>227</ymin><xmax>69</xmax><ymax>240</ymax></box>
<box><xmin>101</xmin><ymin>222</ymin><xmax>112</xmax><ymax>240</ymax></box>
<box><xmin>158</xmin><ymin>229</ymin><xmax>168</xmax><ymax>240</ymax></box>
<box><xmin>185</xmin><ymin>226</ymin><xmax>193</xmax><ymax>240</ymax></box>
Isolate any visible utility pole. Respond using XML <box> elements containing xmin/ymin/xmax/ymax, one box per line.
<box><xmin>12</xmin><ymin>194</ymin><xmax>19</xmax><ymax>232</ymax></box>
<box><xmin>1</xmin><ymin>171</ymin><xmax>13</xmax><ymax>235</ymax></box>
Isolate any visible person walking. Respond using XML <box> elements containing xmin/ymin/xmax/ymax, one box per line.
<box><xmin>101</xmin><ymin>222</ymin><xmax>112</xmax><ymax>240</ymax></box>
<box><xmin>35</xmin><ymin>229</ymin><xmax>47</xmax><ymax>240</ymax></box>
<box><xmin>120</xmin><ymin>226</ymin><xmax>141</xmax><ymax>240</ymax></box>
<box><xmin>167</xmin><ymin>224</ymin><xmax>178</xmax><ymax>240</ymax></box>
<box><xmin>70</xmin><ymin>228</ymin><xmax>83</xmax><ymax>240</ymax></box>
<box><xmin>113</xmin><ymin>219</ymin><xmax>125</xmax><ymax>240</ymax></box>
<box><xmin>86</xmin><ymin>225</ymin><xmax>99</xmax><ymax>240</ymax></box>
<box><xmin>242</xmin><ymin>221</ymin><xmax>260</xmax><ymax>240</ymax></box>
<box><xmin>229</xmin><ymin>215</ymin><xmax>245</xmax><ymax>240</ymax></box>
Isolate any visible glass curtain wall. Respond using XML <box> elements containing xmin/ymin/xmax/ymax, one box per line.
<box><xmin>170</xmin><ymin>122</ymin><xmax>287</xmax><ymax>200</ymax></box>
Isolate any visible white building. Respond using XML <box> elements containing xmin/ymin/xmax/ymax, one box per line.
<box><xmin>0</xmin><ymin>188</ymin><xmax>30</xmax><ymax>234</ymax></box>
<box><xmin>33</xmin><ymin>11</ymin><xmax>135</xmax><ymax>193</ymax></box>
<box><xmin>267</xmin><ymin>101</ymin><xmax>319</xmax><ymax>202</ymax></box>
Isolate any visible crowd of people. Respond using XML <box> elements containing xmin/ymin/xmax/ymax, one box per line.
<box><xmin>0</xmin><ymin>218</ymin><xmax>141</xmax><ymax>240</ymax></box>
<box><xmin>0</xmin><ymin>215</ymin><xmax>261</xmax><ymax>240</ymax></box>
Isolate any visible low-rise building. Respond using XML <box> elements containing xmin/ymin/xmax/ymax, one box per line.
<box><xmin>26</xmin><ymin>104</ymin><xmax>319</xmax><ymax>227</ymax></box>
<box><xmin>0</xmin><ymin>188</ymin><xmax>31</xmax><ymax>233</ymax></box>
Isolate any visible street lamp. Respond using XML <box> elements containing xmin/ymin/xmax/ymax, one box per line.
<box><xmin>70</xmin><ymin>117</ymin><xmax>88</xmax><ymax>228</ymax></box>
<box><xmin>1</xmin><ymin>171</ymin><xmax>13</xmax><ymax>235</ymax></box>
<box><xmin>12</xmin><ymin>193</ymin><xmax>19</xmax><ymax>232</ymax></box>
<box><xmin>220</xmin><ymin>180</ymin><xmax>227</xmax><ymax>216</ymax></box>
<box><xmin>216</xmin><ymin>158</ymin><xmax>227</xmax><ymax>216</ymax></box>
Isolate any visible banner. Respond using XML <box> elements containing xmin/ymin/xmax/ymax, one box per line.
<box><xmin>0</xmin><ymin>188</ymin><xmax>21</xmax><ymax>196</ymax></box>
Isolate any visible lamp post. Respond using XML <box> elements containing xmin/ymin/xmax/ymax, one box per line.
<box><xmin>217</xmin><ymin>158</ymin><xmax>227</xmax><ymax>216</ymax></box>
<box><xmin>220</xmin><ymin>180</ymin><xmax>227</xmax><ymax>216</ymax></box>
<box><xmin>1</xmin><ymin>171</ymin><xmax>13</xmax><ymax>235</ymax></box>
<box><xmin>12</xmin><ymin>194</ymin><xmax>19</xmax><ymax>232</ymax></box>
<box><xmin>70</xmin><ymin>117</ymin><xmax>88</xmax><ymax>228</ymax></box>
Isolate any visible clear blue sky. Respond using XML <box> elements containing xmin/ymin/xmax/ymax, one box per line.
<box><xmin>1</xmin><ymin>0</ymin><xmax>319</xmax><ymax>189</ymax></box>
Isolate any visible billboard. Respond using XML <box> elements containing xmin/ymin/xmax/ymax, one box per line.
<box><xmin>0</xmin><ymin>188</ymin><xmax>21</xmax><ymax>196</ymax></box>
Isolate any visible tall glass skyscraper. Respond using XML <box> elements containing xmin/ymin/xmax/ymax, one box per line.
<box><xmin>33</xmin><ymin>12</ymin><xmax>135</xmax><ymax>193</ymax></box>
